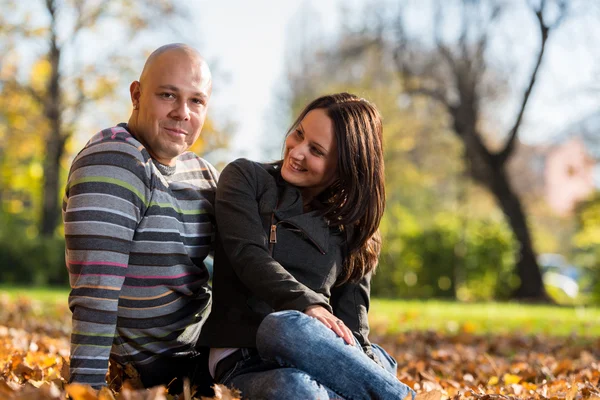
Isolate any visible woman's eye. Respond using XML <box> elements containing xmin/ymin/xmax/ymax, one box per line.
<box><xmin>295</xmin><ymin>129</ymin><xmax>304</xmax><ymax>138</ymax></box>
<box><xmin>311</xmin><ymin>147</ymin><xmax>324</xmax><ymax>156</ymax></box>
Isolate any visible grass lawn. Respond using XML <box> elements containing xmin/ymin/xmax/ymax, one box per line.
<box><xmin>370</xmin><ymin>298</ymin><xmax>600</xmax><ymax>337</ymax></box>
<box><xmin>2</xmin><ymin>285</ymin><xmax>598</xmax><ymax>337</ymax></box>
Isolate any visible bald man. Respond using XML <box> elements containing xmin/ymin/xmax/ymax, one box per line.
<box><xmin>63</xmin><ymin>44</ymin><xmax>217</xmax><ymax>391</ymax></box>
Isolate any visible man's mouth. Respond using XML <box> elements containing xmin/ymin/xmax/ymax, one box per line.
<box><xmin>164</xmin><ymin>127</ymin><xmax>187</xmax><ymax>135</ymax></box>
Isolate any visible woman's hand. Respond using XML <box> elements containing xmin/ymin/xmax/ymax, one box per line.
<box><xmin>304</xmin><ymin>305</ymin><xmax>354</xmax><ymax>345</ymax></box>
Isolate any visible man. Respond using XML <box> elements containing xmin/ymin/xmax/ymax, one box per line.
<box><xmin>62</xmin><ymin>44</ymin><xmax>217</xmax><ymax>391</ymax></box>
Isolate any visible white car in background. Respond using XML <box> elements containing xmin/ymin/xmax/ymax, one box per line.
<box><xmin>538</xmin><ymin>253</ymin><xmax>581</xmax><ymax>298</ymax></box>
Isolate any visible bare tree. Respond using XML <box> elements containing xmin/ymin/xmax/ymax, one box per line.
<box><xmin>0</xmin><ymin>0</ymin><xmax>189</xmax><ymax>236</ymax></box>
<box><xmin>383</xmin><ymin>0</ymin><xmax>572</xmax><ymax>300</ymax></box>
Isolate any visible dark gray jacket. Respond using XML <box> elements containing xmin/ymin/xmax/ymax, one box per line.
<box><xmin>200</xmin><ymin>159</ymin><xmax>374</xmax><ymax>356</ymax></box>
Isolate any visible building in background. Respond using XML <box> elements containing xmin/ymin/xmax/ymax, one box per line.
<box><xmin>508</xmin><ymin>111</ymin><xmax>599</xmax><ymax>216</ymax></box>
<box><xmin>544</xmin><ymin>136</ymin><xmax>596</xmax><ymax>215</ymax></box>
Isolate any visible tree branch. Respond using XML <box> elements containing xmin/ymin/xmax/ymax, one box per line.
<box><xmin>0</xmin><ymin>78</ymin><xmax>44</xmax><ymax>105</ymax></box>
<box><xmin>69</xmin><ymin>3</ymin><xmax>106</xmax><ymax>45</ymax></box>
<box><xmin>433</xmin><ymin>0</ymin><xmax>458</xmax><ymax>74</ymax></box>
<box><xmin>496</xmin><ymin>0</ymin><xmax>565</xmax><ymax>164</ymax></box>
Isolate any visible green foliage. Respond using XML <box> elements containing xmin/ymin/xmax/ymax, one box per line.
<box><xmin>572</xmin><ymin>193</ymin><xmax>600</xmax><ymax>302</ymax></box>
<box><xmin>373</xmin><ymin>208</ymin><xmax>517</xmax><ymax>301</ymax></box>
<box><xmin>0</xmin><ymin>211</ymin><xmax>67</xmax><ymax>286</ymax></box>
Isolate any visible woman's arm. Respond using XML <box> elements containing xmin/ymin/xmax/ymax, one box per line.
<box><xmin>216</xmin><ymin>159</ymin><xmax>330</xmax><ymax>313</ymax></box>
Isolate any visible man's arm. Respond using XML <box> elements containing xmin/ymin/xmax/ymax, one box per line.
<box><xmin>63</xmin><ymin>133</ymin><xmax>151</xmax><ymax>388</ymax></box>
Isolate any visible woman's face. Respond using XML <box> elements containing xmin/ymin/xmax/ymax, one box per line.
<box><xmin>281</xmin><ymin>108</ymin><xmax>338</xmax><ymax>202</ymax></box>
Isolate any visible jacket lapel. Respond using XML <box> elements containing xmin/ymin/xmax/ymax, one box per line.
<box><xmin>268</xmin><ymin>163</ymin><xmax>331</xmax><ymax>252</ymax></box>
<box><xmin>282</xmin><ymin>211</ymin><xmax>330</xmax><ymax>253</ymax></box>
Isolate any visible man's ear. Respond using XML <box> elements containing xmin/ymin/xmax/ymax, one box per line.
<box><xmin>130</xmin><ymin>81</ymin><xmax>141</xmax><ymax>105</ymax></box>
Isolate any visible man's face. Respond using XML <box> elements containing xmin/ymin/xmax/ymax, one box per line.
<box><xmin>129</xmin><ymin>49</ymin><xmax>212</xmax><ymax>166</ymax></box>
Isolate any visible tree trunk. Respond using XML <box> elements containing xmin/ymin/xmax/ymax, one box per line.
<box><xmin>455</xmin><ymin>115</ymin><xmax>548</xmax><ymax>301</ymax></box>
<box><xmin>40</xmin><ymin>17</ymin><xmax>62</xmax><ymax>237</ymax></box>
<box><xmin>40</xmin><ymin>126</ymin><xmax>64</xmax><ymax>236</ymax></box>
<box><xmin>488</xmin><ymin>162</ymin><xmax>549</xmax><ymax>301</ymax></box>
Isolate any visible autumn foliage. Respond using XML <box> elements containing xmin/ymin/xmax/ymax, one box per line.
<box><xmin>1</xmin><ymin>294</ymin><xmax>599</xmax><ymax>399</ymax></box>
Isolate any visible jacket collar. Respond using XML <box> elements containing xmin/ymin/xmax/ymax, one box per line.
<box><xmin>266</xmin><ymin>163</ymin><xmax>331</xmax><ymax>252</ymax></box>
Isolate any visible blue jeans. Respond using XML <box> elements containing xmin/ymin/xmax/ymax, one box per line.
<box><xmin>220</xmin><ymin>310</ymin><xmax>415</xmax><ymax>399</ymax></box>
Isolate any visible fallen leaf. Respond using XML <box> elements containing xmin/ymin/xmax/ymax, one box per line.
<box><xmin>65</xmin><ymin>383</ymin><xmax>98</xmax><ymax>400</ymax></box>
<box><xmin>415</xmin><ymin>389</ymin><xmax>443</xmax><ymax>400</ymax></box>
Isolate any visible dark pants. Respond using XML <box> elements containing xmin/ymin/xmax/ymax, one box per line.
<box><xmin>115</xmin><ymin>348</ymin><xmax>214</xmax><ymax>397</ymax></box>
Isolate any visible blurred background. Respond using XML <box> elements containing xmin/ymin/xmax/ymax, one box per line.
<box><xmin>1</xmin><ymin>0</ymin><xmax>599</xmax><ymax>306</ymax></box>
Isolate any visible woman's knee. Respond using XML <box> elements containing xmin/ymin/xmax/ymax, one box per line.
<box><xmin>257</xmin><ymin>311</ymin><xmax>306</xmax><ymax>345</ymax></box>
<box><xmin>260</xmin><ymin>310</ymin><xmax>305</xmax><ymax>331</ymax></box>
<box><xmin>257</xmin><ymin>310</ymin><xmax>326</xmax><ymax>363</ymax></box>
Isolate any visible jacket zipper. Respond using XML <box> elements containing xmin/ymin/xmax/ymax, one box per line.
<box><xmin>269</xmin><ymin>219</ymin><xmax>326</xmax><ymax>255</ymax></box>
<box><xmin>268</xmin><ymin>197</ymin><xmax>282</xmax><ymax>256</ymax></box>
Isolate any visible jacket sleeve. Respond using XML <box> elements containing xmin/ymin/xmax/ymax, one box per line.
<box><xmin>330</xmin><ymin>272</ymin><xmax>379</xmax><ymax>362</ymax></box>
<box><xmin>63</xmin><ymin>136</ymin><xmax>150</xmax><ymax>389</ymax></box>
<box><xmin>215</xmin><ymin>159</ymin><xmax>331</xmax><ymax>313</ymax></box>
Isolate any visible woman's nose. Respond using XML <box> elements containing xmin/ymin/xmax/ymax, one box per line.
<box><xmin>289</xmin><ymin>146</ymin><xmax>306</xmax><ymax>160</ymax></box>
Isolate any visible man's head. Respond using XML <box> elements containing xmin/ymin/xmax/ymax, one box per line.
<box><xmin>128</xmin><ymin>43</ymin><xmax>212</xmax><ymax>166</ymax></box>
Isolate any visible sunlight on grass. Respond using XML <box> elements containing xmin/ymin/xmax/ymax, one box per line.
<box><xmin>370</xmin><ymin>299</ymin><xmax>600</xmax><ymax>337</ymax></box>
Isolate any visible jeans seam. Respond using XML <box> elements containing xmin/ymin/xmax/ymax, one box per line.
<box><xmin>220</xmin><ymin>350</ymin><xmax>259</xmax><ymax>387</ymax></box>
<box><xmin>219</xmin><ymin>361</ymin><xmax>240</xmax><ymax>386</ymax></box>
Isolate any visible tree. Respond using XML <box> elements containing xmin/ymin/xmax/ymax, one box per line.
<box><xmin>370</xmin><ymin>0</ymin><xmax>580</xmax><ymax>301</ymax></box>
<box><xmin>0</xmin><ymin>0</ymin><xmax>211</xmax><ymax>236</ymax></box>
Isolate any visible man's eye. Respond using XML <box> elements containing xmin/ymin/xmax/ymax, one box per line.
<box><xmin>160</xmin><ymin>93</ymin><xmax>175</xmax><ymax>99</ymax></box>
<box><xmin>192</xmin><ymin>98</ymin><xmax>205</xmax><ymax>105</ymax></box>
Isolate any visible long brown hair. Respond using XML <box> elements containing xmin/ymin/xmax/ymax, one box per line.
<box><xmin>285</xmin><ymin>93</ymin><xmax>385</xmax><ymax>283</ymax></box>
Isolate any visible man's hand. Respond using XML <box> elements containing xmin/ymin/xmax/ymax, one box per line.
<box><xmin>304</xmin><ymin>305</ymin><xmax>354</xmax><ymax>345</ymax></box>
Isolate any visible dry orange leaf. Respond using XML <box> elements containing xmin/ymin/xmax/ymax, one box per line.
<box><xmin>415</xmin><ymin>389</ymin><xmax>443</xmax><ymax>400</ymax></box>
<box><xmin>65</xmin><ymin>383</ymin><xmax>98</xmax><ymax>400</ymax></box>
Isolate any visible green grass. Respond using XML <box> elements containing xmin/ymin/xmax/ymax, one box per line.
<box><xmin>0</xmin><ymin>284</ymin><xmax>69</xmax><ymax>304</ymax></box>
<box><xmin>2</xmin><ymin>286</ymin><xmax>599</xmax><ymax>337</ymax></box>
<box><xmin>370</xmin><ymin>298</ymin><xmax>600</xmax><ymax>337</ymax></box>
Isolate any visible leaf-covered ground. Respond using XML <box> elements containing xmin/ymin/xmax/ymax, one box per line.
<box><xmin>1</xmin><ymin>295</ymin><xmax>599</xmax><ymax>399</ymax></box>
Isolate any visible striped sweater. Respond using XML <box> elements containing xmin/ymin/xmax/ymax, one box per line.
<box><xmin>62</xmin><ymin>124</ymin><xmax>217</xmax><ymax>388</ymax></box>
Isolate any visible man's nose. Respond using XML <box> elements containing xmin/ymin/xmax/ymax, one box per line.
<box><xmin>170</xmin><ymin>100</ymin><xmax>191</xmax><ymax>120</ymax></box>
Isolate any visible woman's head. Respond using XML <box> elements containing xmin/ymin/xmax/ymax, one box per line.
<box><xmin>282</xmin><ymin>92</ymin><xmax>385</xmax><ymax>282</ymax></box>
<box><xmin>281</xmin><ymin>107</ymin><xmax>339</xmax><ymax>203</ymax></box>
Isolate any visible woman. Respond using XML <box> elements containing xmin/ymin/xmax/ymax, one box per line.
<box><xmin>200</xmin><ymin>93</ymin><xmax>415</xmax><ymax>399</ymax></box>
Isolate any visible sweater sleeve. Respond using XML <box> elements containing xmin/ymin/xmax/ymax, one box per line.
<box><xmin>215</xmin><ymin>159</ymin><xmax>330</xmax><ymax>313</ymax></box>
<box><xmin>63</xmin><ymin>135</ymin><xmax>151</xmax><ymax>388</ymax></box>
<box><xmin>330</xmin><ymin>272</ymin><xmax>377</xmax><ymax>360</ymax></box>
